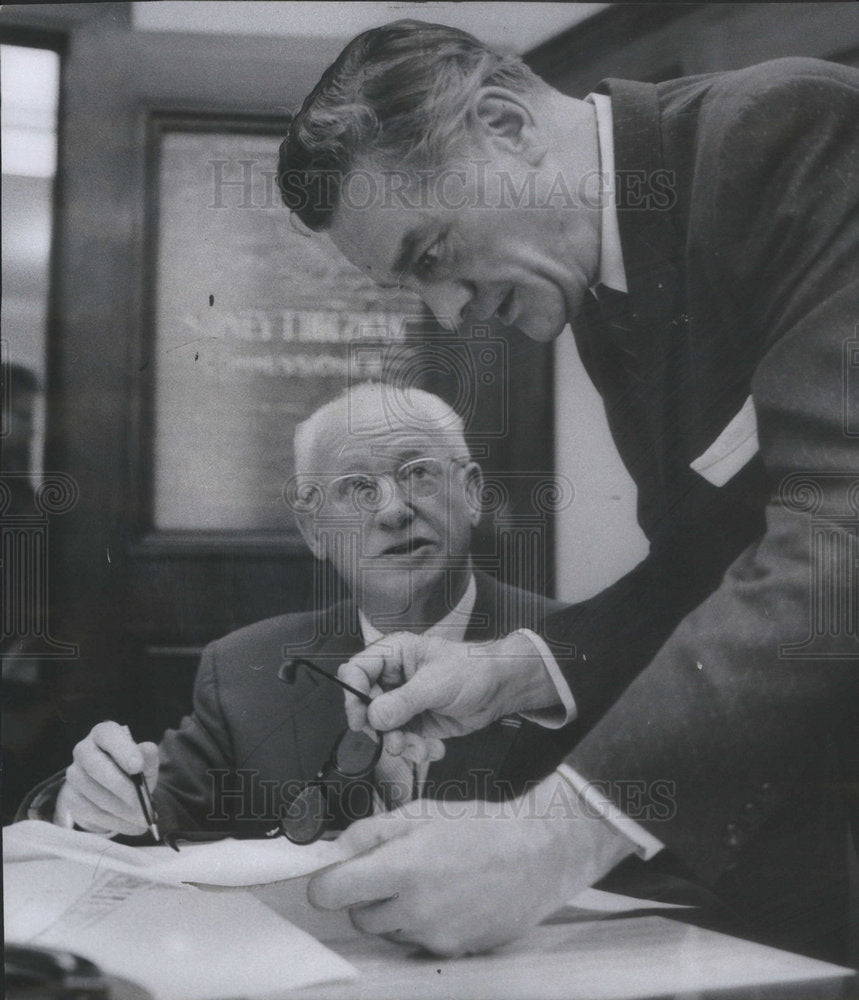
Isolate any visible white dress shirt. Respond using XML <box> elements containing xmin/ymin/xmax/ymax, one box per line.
<box><xmin>360</xmin><ymin>574</ymin><xmax>477</xmax><ymax>802</ymax></box>
<box><xmin>519</xmin><ymin>92</ymin><xmax>663</xmax><ymax>860</ymax></box>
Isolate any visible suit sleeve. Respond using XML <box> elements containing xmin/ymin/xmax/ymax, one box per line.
<box><xmin>547</xmin><ymin>62</ymin><xmax>859</xmax><ymax>881</ymax></box>
<box><xmin>153</xmin><ymin>643</ymin><xmax>238</xmax><ymax>831</ymax></box>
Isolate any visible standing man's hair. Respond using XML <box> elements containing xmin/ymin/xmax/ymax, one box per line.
<box><xmin>278</xmin><ymin>19</ymin><xmax>547</xmax><ymax>230</ymax></box>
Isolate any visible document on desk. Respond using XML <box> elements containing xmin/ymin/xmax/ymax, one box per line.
<box><xmin>4</xmin><ymin>821</ymin><xmax>359</xmax><ymax>999</ymax></box>
<box><xmin>3</xmin><ymin>855</ymin><xmax>358</xmax><ymax>1000</ymax></box>
<box><xmin>4</xmin><ymin>819</ymin><xmax>349</xmax><ymax>886</ymax></box>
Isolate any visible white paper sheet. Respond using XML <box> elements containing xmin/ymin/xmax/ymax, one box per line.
<box><xmin>4</xmin><ymin>856</ymin><xmax>357</xmax><ymax>1000</ymax></box>
<box><xmin>564</xmin><ymin>887</ymin><xmax>691</xmax><ymax>913</ymax></box>
<box><xmin>4</xmin><ymin>820</ymin><xmax>348</xmax><ymax>886</ymax></box>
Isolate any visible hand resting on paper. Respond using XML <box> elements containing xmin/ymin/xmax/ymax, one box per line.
<box><xmin>55</xmin><ymin>721</ymin><xmax>159</xmax><ymax>836</ymax></box>
<box><xmin>308</xmin><ymin>773</ymin><xmax>633</xmax><ymax>957</ymax></box>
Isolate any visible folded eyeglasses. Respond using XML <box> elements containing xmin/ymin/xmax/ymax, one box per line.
<box><xmin>164</xmin><ymin>657</ymin><xmax>380</xmax><ymax>850</ymax></box>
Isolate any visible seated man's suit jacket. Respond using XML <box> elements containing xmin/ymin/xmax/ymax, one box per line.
<box><xmin>543</xmin><ymin>58</ymin><xmax>858</xmax><ymax>960</ymax></box>
<box><xmin>153</xmin><ymin>570</ymin><xmax>569</xmax><ymax>833</ymax></box>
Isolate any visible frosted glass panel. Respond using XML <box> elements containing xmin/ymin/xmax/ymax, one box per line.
<box><xmin>151</xmin><ymin>127</ymin><xmax>420</xmax><ymax>531</ymax></box>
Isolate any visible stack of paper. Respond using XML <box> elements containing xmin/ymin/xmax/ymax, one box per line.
<box><xmin>3</xmin><ymin>822</ymin><xmax>357</xmax><ymax>1000</ymax></box>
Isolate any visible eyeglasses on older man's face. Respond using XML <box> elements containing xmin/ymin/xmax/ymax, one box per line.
<box><xmin>326</xmin><ymin>456</ymin><xmax>470</xmax><ymax>514</ymax></box>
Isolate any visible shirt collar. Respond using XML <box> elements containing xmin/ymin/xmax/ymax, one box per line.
<box><xmin>586</xmin><ymin>92</ymin><xmax>628</xmax><ymax>294</ymax></box>
<box><xmin>359</xmin><ymin>573</ymin><xmax>477</xmax><ymax>646</ymax></box>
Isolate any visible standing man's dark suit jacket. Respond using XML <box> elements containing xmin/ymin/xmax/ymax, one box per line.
<box><xmin>154</xmin><ymin>570</ymin><xmax>569</xmax><ymax>833</ymax></box>
<box><xmin>543</xmin><ymin>58</ymin><xmax>858</xmax><ymax>961</ymax></box>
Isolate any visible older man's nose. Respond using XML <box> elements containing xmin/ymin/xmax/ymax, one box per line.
<box><xmin>375</xmin><ymin>483</ymin><xmax>414</xmax><ymax>529</ymax></box>
<box><xmin>421</xmin><ymin>282</ymin><xmax>474</xmax><ymax>329</ymax></box>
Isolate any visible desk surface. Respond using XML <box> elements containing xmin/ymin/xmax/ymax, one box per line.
<box><xmin>251</xmin><ymin>880</ymin><xmax>857</xmax><ymax>1000</ymax></box>
<box><xmin>277</xmin><ymin>919</ymin><xmax>854</xmax><ymax>1000</ymax></box>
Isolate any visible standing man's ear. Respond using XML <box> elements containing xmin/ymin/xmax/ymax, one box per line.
<box><xmin>472</xmin><ymin>87</ymin><xmax>547</xmax><ymax>166</ymax></box>
<box><xmin>464</xmin><ymin>462</ymin><xmax>484</xmax><ymax>527</ymax></box>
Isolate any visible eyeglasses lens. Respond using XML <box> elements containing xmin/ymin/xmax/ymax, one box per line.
<box><xmin>282</xmin><ymin>784</ymin><xmax>328</xmax><ymax>844</ymax></box>
<box><xmin>334</xmin><ymin>730</ymin><xmax>381</xmax><ymax>776</ymax></box>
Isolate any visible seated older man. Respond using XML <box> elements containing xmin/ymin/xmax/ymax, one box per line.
<box><xmin>23</xmin><ymin>382</ymin><xmax>570</xmax><ymax>838</ymax></box>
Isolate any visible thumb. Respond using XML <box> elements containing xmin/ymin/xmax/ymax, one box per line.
<box><xmin>367</xmin><ymin>670</ymin><xmax>446</xmax><ymax>730</ymax></box>
<box><xmin>336</xmin><ymin>812</ymin><xmax>414</xmax><ymax>858</ymax></box>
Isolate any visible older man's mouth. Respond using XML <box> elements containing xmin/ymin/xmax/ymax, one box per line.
<box><xmin>378</xmin><ymin>537</ymin><xmax>435</xmax><ymax>557</ymax></box>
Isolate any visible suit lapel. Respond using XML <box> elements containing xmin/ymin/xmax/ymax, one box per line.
<box><xmin>586</xmin><ymin>78</ymin><xmax>693</xmax><ymax>531</ymax></box>
<box><xmin>283</xmin><ymin>604</ymin><xmax>364</xmax><ymax>777</ymax></box>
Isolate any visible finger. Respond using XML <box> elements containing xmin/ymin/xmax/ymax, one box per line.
<box><xmin>338</xmin><ymin>651</ymin><xmax>383</xmax><ymax>698</ymax></box>
<box><xmin>60</xmin><ymin>781</ymin><xmax>145</xmax><ymax>836</ymax></box>
<box><xmin>339</xmin><ymin>812</ymin><xmax>415</xmax><ymax>856</ymax></box>
<box><xmin>348</xmin><ymin>899</ymin><xmax>410</xmax><ymax>938</ymax></box>
<box><xmin>382</xmin><ymin>730</ymin><xmax>406</xmax><ymax>757</ymax></box>
<box><xmin>69</xmin><ymin>738</ymin><xmax>142</xmax><ymax>802</ymax></box>
<box><xmin>90</xmin><ymin>721</ymin><xmax>144</xmax><ymax>773</ymax></box>
<box><xmin>425</xmin><ymin>738</ymin><xmax>446</xmax><ymax>762</ymax></box>
<box><xmin>65</xmin><ymin>764</ymin><xmax>137</xmax><ymax>820</ymax></box>
<box><xmin>338</xmin><ymin>660</ymin><xmax>373</xmax><ymax>731</ymax></box>
<box><xmin>366</xmin><ymin>669</ymin><xmax>449</xmax><ymax>731</ymax></box>
<box><xmin>309</xmin><ymin>852</ymin><xmax>404</xmax><ymax>912</ymax></box>
<box><xmin>400</xmin><ymin>732</ymin><xmax>430</xmax><ymax>765</ymax></box>
<box><xmin>308</xmin><ymin>816</ymin><xmax>414</xmax><ymax>910</ymax></box>
<box><xmin>139</xmin><ymin>743</ymin><xmax>160</xmax><ymax>788</ymax></box>
<box><xmin>67</xmin><ymin>746</ymin><xmax>140</xmax><ymax>815</ymax></box>
<box><xmin>340</xmin><ymin>634</ymin><xmax>412</xmax><ymax>694</ymax></box>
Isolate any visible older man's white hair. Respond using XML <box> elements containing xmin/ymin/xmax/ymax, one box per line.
<box><xmin>294</xmin><ymin>382</ymin><xmax>469</xmax><ymax>474</ymax></box>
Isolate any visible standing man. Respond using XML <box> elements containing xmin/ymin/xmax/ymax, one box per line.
<box><xmin>278</xmin><ymin>21</ymin><xmax>859</xmax><ymax>961</ymax></box>
<box><xmin>25</xmin><ymin>383</ymin><xmax>569</xmax><ymax>834</ymax></box>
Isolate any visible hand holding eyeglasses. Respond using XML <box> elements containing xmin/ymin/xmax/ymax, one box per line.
<box><xmin>273</xmin><ymin>658</ymin><xmax>445</xmax><ymax>844</ymax></box>
<box><xmin>337</xmin><ymin>630</ymin><xmax>559</xmax><ymax>741</ymax></box>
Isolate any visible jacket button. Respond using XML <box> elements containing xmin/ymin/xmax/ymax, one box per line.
<box><xmin>722</xmin><ymin>822</ymin><xmax>745</xmax><ymax>849</ymax></box>
<box><xmin>760</xmin><ymin>782</ymin><xmax>774</xmax><ymax>802</ymax></box>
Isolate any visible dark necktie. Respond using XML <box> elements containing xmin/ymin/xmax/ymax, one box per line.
<box><xmin>592</xmin><ymin>282</ymin><xmax>632</xmax><ymax>333</ymax></box>
<box><xmin>591</xmin><ymin>283</ymin><xmax>639</xmax><ymax>376</ymax></box>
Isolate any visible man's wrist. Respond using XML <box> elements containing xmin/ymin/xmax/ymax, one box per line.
<box><xmin>485</xmin><ymin>631</ymin><xmax>563</xmax><ymax>715</ymax></box>
<box><xmin>533</xmin><ymin>773</ymin><xmax>634</xmax><ymax>888</ymax></box>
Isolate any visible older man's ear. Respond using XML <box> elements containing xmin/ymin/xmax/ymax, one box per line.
<box><xmin>464</xmin><ymin>462</ymin><xmax>484</xmax><ymax>527</ymax></box>
<box><xmin>294</xmin><ymin>510</ymin><xmax>327</xmax><ymax>560</ymax></box>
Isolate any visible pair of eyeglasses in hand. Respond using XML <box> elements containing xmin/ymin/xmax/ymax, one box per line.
<box><xmin>277</xmin><ymin>657</ymin><xmax>382</xmax><ymax>844</ymax></box>
<box><xmin>164</xmin><ymin>658</ymin><xmax>381</xmax><ymax>850</ymax></box>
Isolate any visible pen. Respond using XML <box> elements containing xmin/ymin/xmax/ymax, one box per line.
<box><xmin>132</xmin><ymin>771</ymin><xmax>161</xmax><ymax>843</ymax></box>
<box><xmin>121</xmin><ymin>725</ymin><xmax>161</xmax><ymax>842</ymax></box>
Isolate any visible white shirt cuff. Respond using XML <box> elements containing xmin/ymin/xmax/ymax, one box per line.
<box><xmin>512</xmin><ymin>629</ymin><xmax>577</xmax><ymax>728</ymax></box>
<box><xmin>557</xmin><ymin>763</ymin><xmax>664</xmax><ymax>860</ymax></box>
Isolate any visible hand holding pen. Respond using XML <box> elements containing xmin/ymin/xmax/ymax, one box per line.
<box><xmin>56</xmin><ymin>721</ymin><xmax>161</xmax><ymax>840</ymax></box>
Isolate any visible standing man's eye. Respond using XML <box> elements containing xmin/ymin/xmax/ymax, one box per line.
<box><xmin>414</xmin><ymin>240</ymin><xmax>444</xmax><ymax>278</ymax></box>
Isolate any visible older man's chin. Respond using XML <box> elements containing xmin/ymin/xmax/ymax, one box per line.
<box><xmin>359</xmin><ymin>564</ymin><xmax>449</xmax><ymax>620</ymax></box>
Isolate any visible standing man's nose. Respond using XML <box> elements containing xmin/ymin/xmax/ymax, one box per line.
<box><xmin>422</xmin><ymin>281</ymin><xmax>474</xmax><ymax>328</ymax></box>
